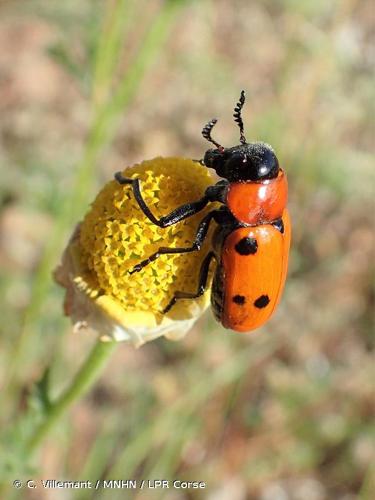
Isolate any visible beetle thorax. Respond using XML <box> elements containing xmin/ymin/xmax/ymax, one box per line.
<box><xmin>226</xmin><ymin>169</ymin><xmax>288</xmax><ymax>225</ymax></box>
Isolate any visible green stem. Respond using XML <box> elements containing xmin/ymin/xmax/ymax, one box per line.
<box><xmin>25</xmin><ymin>340</ymin><xmax>117</xmax><ymax>457</ymax></box>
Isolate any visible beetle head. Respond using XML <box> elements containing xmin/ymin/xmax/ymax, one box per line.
<box><xmin>204</xmin><ymin>142</ymin><xmax>279</xmax><ymax>182</ymax></box>
<box><xmin>201</xmin><ymin>91</ymin><xmax>279</xmax><ymax>182</ymax></box>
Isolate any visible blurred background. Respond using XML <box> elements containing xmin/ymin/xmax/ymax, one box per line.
<box><xmin>0</xmin><ymin>0</ymin><xmax>374</xmax><ymax>499</ymax></box>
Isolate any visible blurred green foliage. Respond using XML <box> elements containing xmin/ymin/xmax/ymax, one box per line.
<box><xmin>0</xmin><ymin>0</ymin><xmax>374</xmax><ymax>499</ymax></box>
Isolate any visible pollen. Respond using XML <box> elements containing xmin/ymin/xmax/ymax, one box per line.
<box><xmin>78</xmin><ymin>157</ymin><xmax>216</xmax><ymax>318</ymax></box>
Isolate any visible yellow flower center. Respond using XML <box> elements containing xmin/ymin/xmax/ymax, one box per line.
<box><xmin>79</xmin><ymin>157</ymin><xmax>216</xmax><ymax>317</ymax></box>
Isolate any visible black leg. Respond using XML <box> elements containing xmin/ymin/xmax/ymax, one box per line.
<box><xmin>129</xmin><ymin>210</ymin><xmax>218</xmax><ymax>274</ymax></box>
<box><xmin>115</xmin><ymin>172</ymin><xmax>209</xmax><ymax>228</ymax></box>
<box><xmin>163</xmin><ymin>251</ymin><xmax>216</xmax><ymax>314</ymax></box>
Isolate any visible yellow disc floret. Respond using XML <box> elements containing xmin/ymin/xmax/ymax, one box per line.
<box><xmin>79</xmin><ymin>157</ymin><xmax>216</xmax><ymax>318</ymax></box>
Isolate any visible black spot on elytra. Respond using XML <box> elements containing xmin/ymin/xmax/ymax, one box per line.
<box><xmin>232</xmin><ymin>295</ymin><xmax>246</xmax><ymax>305</ymax></box>
<box><xmin>235</xmin><ymin>237</ymin><xmax>258</xmax><ymax>255</ymax></box>
<box><xmin>254</xmin><ymin>294</ymin><xmax>270</xmax><ymax>308</ymax></box>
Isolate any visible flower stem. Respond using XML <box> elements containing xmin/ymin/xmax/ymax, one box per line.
<box><xmin>25</xmin><ymin>340</ymin><xmax>117</xmax><ymax>457</ymax></box>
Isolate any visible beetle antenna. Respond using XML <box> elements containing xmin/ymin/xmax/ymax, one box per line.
<box><xmin>233</xmin><ymin>90</ymin><xmax>247</xmax><ymax>144</ymax></box>
<box><xmin>202</xmin><ymin>119</ymin><xmax>224</xmax><ymax>152</ymax></box>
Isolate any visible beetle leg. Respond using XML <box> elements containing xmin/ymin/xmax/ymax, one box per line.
<box><xmin>129</xmin><ymin>210</ymin><xmax>219</xmax><ymax>274</ymax></box>
<box><xmin>163</xmin><ymin>251</ymin><xmax>216</xmax><ymax>314</ymax></box>
<box><xmin>114</xmin><ymin>172</ymin><xmax>209</xmax><ymax>227</ymax></box>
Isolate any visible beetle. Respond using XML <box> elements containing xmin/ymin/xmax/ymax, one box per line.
<box><xmin>115</xmin><ymin>91</ymin><xmax>291</xmax><ymax>332</ymax></box>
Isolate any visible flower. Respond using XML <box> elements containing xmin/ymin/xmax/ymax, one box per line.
<box><xmin>55</xmin><ymin>157</ymin><xmax>217</xmax><ymax>347</ymax></box>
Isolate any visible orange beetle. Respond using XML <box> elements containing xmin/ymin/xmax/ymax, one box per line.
<box><xmin>115</xmin><ymin>91</ymin><xmax>291</xmax><ymax>332</ymax></box>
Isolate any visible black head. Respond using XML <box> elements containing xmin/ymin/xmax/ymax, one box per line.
<box><xmin>201</xmin><ymin>91</ymin><xmax>279</xmax><ymax>182</ymax></box>
<box><xmin>204</xmin><ymin>142</ymin><xmax>279</xmax><ymax>182</ymax></box>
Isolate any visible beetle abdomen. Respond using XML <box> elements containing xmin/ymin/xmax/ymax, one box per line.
<box><xmin>219</xmin><ymin>210</ymin><xmax>291</xmax><ymax>332</ymax></box>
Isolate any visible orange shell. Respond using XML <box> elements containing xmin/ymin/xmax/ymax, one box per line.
<box><xmin>221</xmin><ymin>209</ymin><xmax>291</xmax><ymax>332</ymax></box>
<box><xmin>226</xmin><ymin>169</ymin><xmax>288</xmax><ymax>225</ymax></box>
